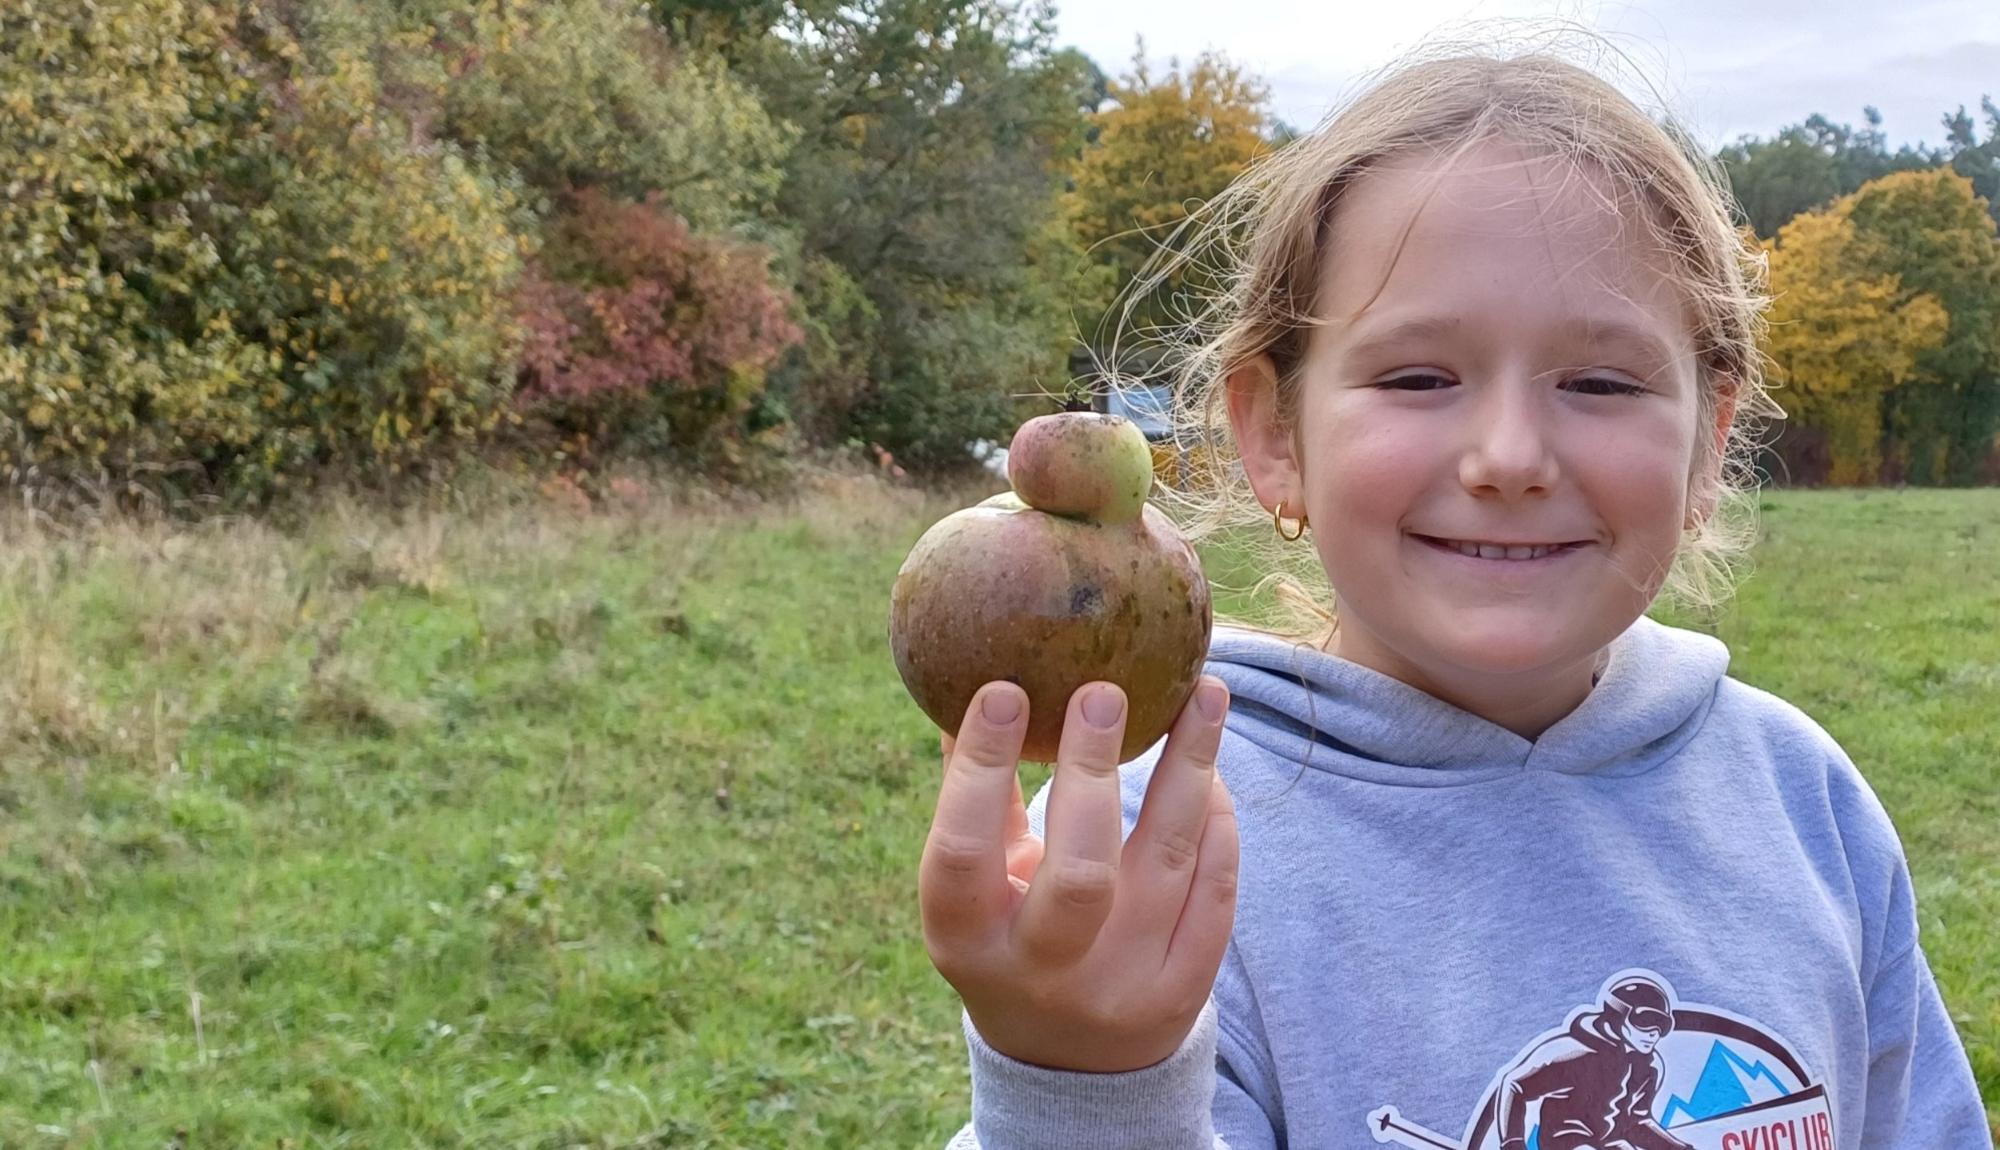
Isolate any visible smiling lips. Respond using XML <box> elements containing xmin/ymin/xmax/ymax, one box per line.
<box><xmin>1412</xmin><ymin>534</ymin><xmax>1592</xmax><ymax>561</ymax></box>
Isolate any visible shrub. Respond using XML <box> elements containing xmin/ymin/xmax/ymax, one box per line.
<box><xmin>515</xmin><ymin>191</ymin><xmax>801</xmax><ymax>465</ymax></box>
<box><xmin>1</xmin><ymin>0</ymin><xmax>528</xmax><ymax>497</ymax></box>
<box><xmin>231</xmin><ymin>32</ymin><xmax>527</xmax><ymax>484</ymax></box>
<box><xmin>0</xmin><ymin>0</ymin><xmax>280</xmax><ymax>489</ymax></box>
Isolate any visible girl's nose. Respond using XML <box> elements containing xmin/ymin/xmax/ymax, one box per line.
<box><xmin>1458</xmin><ymin>379</ymin><xmax>1560</xmax><ymax>499</ymax></box>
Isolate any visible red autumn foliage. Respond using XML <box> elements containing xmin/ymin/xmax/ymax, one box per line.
<box><xmin>516</xmin><ymin>190</ymin><xmax>800</xmax><ymax>408</ymax></box>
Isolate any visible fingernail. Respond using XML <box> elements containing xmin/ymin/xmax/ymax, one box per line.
<box><xmin>1196</xmin><ymin>678</ymin><xmax>1227</xmax><ymax>723</ymax></box>
<box><xmin>981</xmin><ymin>685</ymin><xmax>1022</xmax><ymax>725</ymax></box>
<box><xmin>1083</xmin><ymin>684</ymin><xmax>1124</xmax><ymax>729</ymax></box>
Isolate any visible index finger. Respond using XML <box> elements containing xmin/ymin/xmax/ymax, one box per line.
<box><xmin>944</xmin><ymin>730</ymin><xmax>1034</xmax><ymax>857</ymax></box>
<box><xmin>919</xmin><ymin>682</ymin><xmax>1029</xmax><ymax>946</ymax></box>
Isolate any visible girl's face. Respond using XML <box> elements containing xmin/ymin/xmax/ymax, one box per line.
<box><xmin>1231</xmin><ymin>140</ymin><xmax>1730</xmax><ymax>734</ymax></box>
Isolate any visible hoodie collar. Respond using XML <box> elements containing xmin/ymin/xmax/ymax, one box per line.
<box><xmin>1205</xmin><ymin>615</ymin><xmax>1729</xmax><ymax>786</ymax></box>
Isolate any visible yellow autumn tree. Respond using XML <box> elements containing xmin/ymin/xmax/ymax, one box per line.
<box><xmin>1066</xmin><ymin>47</ymin><xmax>1272</xmax><ymax>342</ymax></box>
<box><xmin>1762</xmin><ymin>205</ymin><xmax>1950</xmax><ymax>484</ymax></box>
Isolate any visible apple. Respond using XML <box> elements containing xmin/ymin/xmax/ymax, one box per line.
<box><xmin>1006</xmin><ymin>411</ymin><xmax>1153</xmax><ymax>525</ymax></box>
<box><xmin>888</xmin><ymin>410</ymin><xmax>1212</xmax><ymax>763</ymax></box>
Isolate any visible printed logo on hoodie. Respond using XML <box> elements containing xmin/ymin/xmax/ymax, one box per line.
<box><xmin>1368</xmin><ymin>969</ymin><xmax>1834</xmax><ymax>1150</ymax></box>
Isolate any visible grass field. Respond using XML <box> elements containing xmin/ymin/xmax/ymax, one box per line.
<box><xmin>0</xmin><ymin>475</ymin><xmax>1995</xmax><ymax>1146</ymax></box>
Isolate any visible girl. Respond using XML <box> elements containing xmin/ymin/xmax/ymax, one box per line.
<box><xmin>918</xmin><ymin>47</ymin><xmax>1993</xmax><ymax>1150</ymax></box>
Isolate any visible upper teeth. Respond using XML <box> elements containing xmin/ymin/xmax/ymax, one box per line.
<box><xmin>1444</xmin><ymin>539</ymin><xmax>1563</xmax><ymax>560</ymax></box>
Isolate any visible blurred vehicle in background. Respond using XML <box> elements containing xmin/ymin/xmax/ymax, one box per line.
<box><xmin>969</xmin><ymin>348</ymin><xmax>1223</xmax><ymax>491</ymax></box>
<box><xmin>968</xmin><ymin>438</ymin><xmax>1010</xmax><ymax>481</ymax></box>
<box><xmin>1096</xmin><ymin>376</ymin><xmax>1217</xmax><ymax>491</ymax></box>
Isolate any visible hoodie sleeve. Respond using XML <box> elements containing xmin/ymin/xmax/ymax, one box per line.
<box><xmin>939</xmin><ymin>993</ymin><xmax>1281</xmax><ymax>1150</ymax></box>
<box><xmin>1857</xmin><ymin>940</ymin><xmax>1993</xmax><ymax>1148</ymax></box>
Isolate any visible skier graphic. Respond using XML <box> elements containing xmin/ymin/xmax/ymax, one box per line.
<box><xmin>1491</xmin><ymin>975</ymin><xmax>1692</xmax><ymax>1150</ymax></box>
<box><xmin>1369</xmin><ymin>970</ymin><xmax>1834</xmax><ymax>1150</ymax></box>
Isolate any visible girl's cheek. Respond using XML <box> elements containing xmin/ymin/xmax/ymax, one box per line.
<box><xmin>1316</xmin><ymin>406</ymin><xmax>1436</xmax><ymax>515</ymax></box>
<box><xmin>1578</xmin><ymin>421</ymin><xmax>1697</xmax><ymax>529</ymax></box>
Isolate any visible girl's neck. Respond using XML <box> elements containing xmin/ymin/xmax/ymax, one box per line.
<box><xmin>1323</xmin><ymin>611</ymin><xmax>1609</xmax><ymax>741</ymax></box>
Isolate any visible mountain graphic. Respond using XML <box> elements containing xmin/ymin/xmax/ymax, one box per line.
<box><xmin>1660</xmin><ymin>1041</ymin><xmax>1792</xmax><ymax>1126</ymax></box>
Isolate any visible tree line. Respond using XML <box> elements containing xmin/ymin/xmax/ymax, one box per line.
<box><xmin>4</xmin><ymin>0</ymin><xmax>1998</xmax><ymax>501</ymax></box>
<box><xmin>1727</xmin><ymin>104</ymin><xmax>2000</xmax><ymax>484</ymax></box>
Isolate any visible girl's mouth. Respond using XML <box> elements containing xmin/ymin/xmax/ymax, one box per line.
<box><xmin>1411</xmin><ymin>534</ymin><xmax>1591</xmax><ymax>562</ymax></box>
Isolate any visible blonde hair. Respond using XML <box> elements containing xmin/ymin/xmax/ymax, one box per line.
<box><xmin>1101</xmin><ymin>31</ymin><xmax>1783</xmax><ymax>648</ymax></box>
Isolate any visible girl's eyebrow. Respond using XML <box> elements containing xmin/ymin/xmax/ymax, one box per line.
<box><xmin>1557</xmin><ymin>316</ymin><xmax>1681</xmax><ymax>371</ymax></box>
<box><xmin>1340</xmin><ymin>315</ymin><xmax>1463</xmax><ymax>361</ymax></box>
<box><xmin>1341</xmin><ymin>313</ymin><xmax>1679</xmax><ymax>371</ymax></box>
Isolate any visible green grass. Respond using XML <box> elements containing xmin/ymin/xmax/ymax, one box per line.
<box><xmin>0</xmin><ymin>482</ymin><xmax>1994</xmax><ymax>1145</ymax></box>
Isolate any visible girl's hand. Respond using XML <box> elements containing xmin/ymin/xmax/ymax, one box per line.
<box><xmin>918</xmin><ymin>676</ymin><xmax>1238</xmax><ymax>1073</ymax></box>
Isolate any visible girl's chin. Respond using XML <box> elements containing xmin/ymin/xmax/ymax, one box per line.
<box><xmin>1409</xmin><ymin>617</ymin><xmax>1609</xmax><ymax>678</ymax></box>
<box><xmin>1332</xmin><ymin>595</ymin><xmax>1641</xmax><ymax>681</ymax></box>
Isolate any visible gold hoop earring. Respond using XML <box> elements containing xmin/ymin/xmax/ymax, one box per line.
<box><xmin>1273</xmin><ymin>500</ymin><xmax>1308</xmax><ymax>542</ymax></box>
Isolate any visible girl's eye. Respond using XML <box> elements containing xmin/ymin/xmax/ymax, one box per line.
<box><xmin>1375</xmin><ymin>374</ymin><xmax>1455</xmax><ymax>391</ymax></box>
<box><xmin>1565</xmin><ymin>376</ymin><xmax>1648</xmax><ymax>396</ymax></box>
<box><xmin>1372</xmin><ymin>374</ymin><xmax>1648</xmax><ymax>395</ymax></box>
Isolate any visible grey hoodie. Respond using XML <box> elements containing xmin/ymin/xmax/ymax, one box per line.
<box><xmin>944</xmin><ymin>616</ymin><xmax>1991</xmax><ymax>1149</ymax></box>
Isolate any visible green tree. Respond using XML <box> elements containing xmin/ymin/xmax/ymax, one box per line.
<box><xmin>439</xmin><ymin>0</ymin><xmax>793</xmax><ymax>230</ymax></box>
<box><xmin>1844</xmin><ymin>168</ymin><xmax>2000</xmax><ymax>484</ymax></box>
<box><xmin>1717</xmin><ymin>128</ymin><xmax>1843</xmax><ymax>240</ymax></box>
<box><xmin>735</xmin><ymin>0</ymin><xmax>1099</xmax><ymax>470</ymax></box>
<box><xmin>1718</xmin><ymin>108</ymin><xmax>1940</xmax><ymax>239</ymax></box>
<box><xmin>652</xmin><ymin>0</ymin><xmax>789</xmax><ymax>56</ymax></box>
<box><xmin>1943</xmin><ymin>96</ymin><xmax>2000</xmax><ymax>230</ymax></box>
<box><xmin>1065</xmin><ymin>46</ymin><xmax>1273</xmax><ymax>340</ymax></box>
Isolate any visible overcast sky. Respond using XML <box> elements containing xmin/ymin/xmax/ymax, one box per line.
<box><xmin>1052</xmin><ymin>0</ymin><xmax>2000</xmax><ymax>152</ymax></box>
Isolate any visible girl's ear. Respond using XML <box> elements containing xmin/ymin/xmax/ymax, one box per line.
<box><xmin>1226</xmin><ymin>354</ymin><xmax>1303</xmax><ymax>514</ymax></box>
<box><xmin>1688</xmin><ymin>382</ymin><xmax>1741</xmax><ymax>527</ymax></box>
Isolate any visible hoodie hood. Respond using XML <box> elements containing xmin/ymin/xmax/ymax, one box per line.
<box><xmin>1203</xmin><ymin>614</ymin><xmax>1729</xmax><ymax>787</ymax></box>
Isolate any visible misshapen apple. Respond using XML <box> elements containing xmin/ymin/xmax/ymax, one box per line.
<box><xmin>889</xmin><ymin>410</ymin><xmax>1213</xmax><ymax>763</ymax></box>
